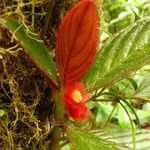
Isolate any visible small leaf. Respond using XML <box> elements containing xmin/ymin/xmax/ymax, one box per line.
<box><xmin>0</xmin><ymin>109</ymin><xmax>5</xmax><ymax>117</ymax></box>
<box><xmin>82</xmin><ymin>17</ymin><xmax>150</xmax><ymax>91</ymax></box>
<box><xmin>135</xmin><ymin>74</ymin><xmax>150</xmax><ymax>98</ymax></box>
<box><xmin>0</xmin><ymin>18</ymin><xmax>58</xmax><ymax>88</ymax></box>
<box><xmin>56</xmin><ymin>0</ymin><xmax>98</xmax><ymax>86</ymax></box>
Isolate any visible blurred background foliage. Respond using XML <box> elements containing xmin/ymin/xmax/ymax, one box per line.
<box><xmin>101</xmin><ymin>0</ymin><xmax>150</xmax><ymax>40</ymax></box>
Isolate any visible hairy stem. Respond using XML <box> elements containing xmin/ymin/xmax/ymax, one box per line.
<box><xmin>50</xmin><ymin>90</ymin><xmax>65</xmax><ymax>150</ymax></box>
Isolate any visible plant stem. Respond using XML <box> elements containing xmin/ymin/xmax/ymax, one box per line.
<box><xmin>50</xmin><ymin>90</ymin><xmax>65</xmax><ymax>150</ymax></box>
<box><xmin>31</xmin><ymin>0</ymin><xmax>35</xmax><ymax>28</ymax></box>
<box><xmin>103</xmin><ymin>104</ymin><xmax>116</xmax><ymax>128</ymax></box>
<box><xmin>119</xmin><ymin>101</ymin><xmax>136</xmax><ymax>150</ymax></box>
<box><xmin>43</xmin><ymin>0</ymin><xmax>57</xmax><ymax>35</ymax></box>
<box><xmin>50</xmin><ymin>127</ymin><xmax>63</xmax><ymax>150</ymax></box>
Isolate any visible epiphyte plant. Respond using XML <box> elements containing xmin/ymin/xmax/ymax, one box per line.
<box><xmin>1</xmin><ymin>0</ymin><xmax>150</xmax><ymax>149</ymax></box>
<box><xmin>55</xmin><ymin>0</ymin><xmax>98</xmax><ymax>122</ymax></box>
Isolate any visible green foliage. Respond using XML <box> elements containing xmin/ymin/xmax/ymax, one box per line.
<box><xmin>83</xmin><ymin>17</ymin><xmax>150</xmax><ymax>91</ymax></box>
<box><xmin>0</xmin><ymin>18</ymin><xmax>58</xmax><ymax>86</ymax></box>
<box><xmin>67</xmin><ymin>128</ymin><xmax>117</xmax><ymax>150</ymax></box>
<box><xmin>117</xmin><ymin>104</ymin><xmax>131</xmax><ymax>128</ymax></box>
<box><xmin>136</xmin><ymin>108</ymin><xmax>150</xmax><ymax>124</ymax></box>
<box><xmin>135</xmin><ymin>74</ymin><xmax>150</xmax><ymax>98</ymax></box>
<box><xmin>87</xmin><ymin>102</ymin><xmax>114</xmax><ymax>126</ymax></box>
<box><xmin>67</xmin><ymin>128</ymin><xmax>150</xmax><ymax>150</ymax></box>
<box><xmin>103</xmin><ymin>0</ymin><xmax>150</xmax><ymax>33</ymax></box>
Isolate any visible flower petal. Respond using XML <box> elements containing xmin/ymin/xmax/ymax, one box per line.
<box><xmin>63</xmin><ymin>99</ymin><xmax>90</xmax><ymax>122</ymax></box>
<box><xmin>64</xmin><ymin>82</ymin><xmax>90</xmax><ymax>103</ymax></box>
<box><xmin>63</xmin><ymin>82</ymin><xmax>90</xmax><ymax>122</ymax></box>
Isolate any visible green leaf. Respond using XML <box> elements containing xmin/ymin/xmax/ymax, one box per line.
<box><xmin>0</xmin><ymin>109</ymin><xmax>5</xmax><ymax>117</ymax></box>
<box><xmin>67</xmin><ymin>128</ymin><xmax>118</xmax><ymax>150</ymax></box>
<box><xmin>67</xmin><ymin>128</ymin><xmax>150</xmax><ymax>150</ymax></box>
<box><xmin>126</xmin><ymin>78</ymin><xmax>138</xmax><ymax>91</ymax></box>
<box><xmin>135</xmin><ymin>74</ymin><xmax>150</xmax><ymax>98</ymax></box>
<box><xmin>82</xmin><ymin>17</ymin><xmax>150</xmax><ymax>91</ymax></box>
<box><xmin>90</xmin><ymin>129</ymin><xmax>150</xmax><ymax>150</ymax></box>
<box><xmin>0</xmin><ymin>18</ymin><xmax>58</xmax><ymax>86</ymax></box>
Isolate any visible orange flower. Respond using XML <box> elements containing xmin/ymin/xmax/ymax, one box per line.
<box><xmin>63</xmin><ymin>82</ymin><xmax>90</xmax><ymax>122</ymax></box>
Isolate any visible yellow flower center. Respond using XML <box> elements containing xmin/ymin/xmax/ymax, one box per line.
<box><xmin>72</xmin><ymin>90</ymin><xmax>82</xmax><ymax>103</ymax></box>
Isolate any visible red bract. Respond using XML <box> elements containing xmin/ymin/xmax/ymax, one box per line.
<box><xmin>56</xmin><ymin>0</ymin><xmax>98</xmax><ymax>121</ymax></box>
<box><xmin>63</xmin><ymin>82</ymin><xmax>90</xmax><ymax>122</ymax></box>
<box><xmin>56</xmin><ymin>0</ymin><xmax>98</xmax><ymax>86</ymax></box>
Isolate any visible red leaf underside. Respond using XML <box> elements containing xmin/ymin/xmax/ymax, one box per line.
<box><xmin>56</xmin><ymin>0</ymin><xmax>98</xmax><ymax>86</ymax></box>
